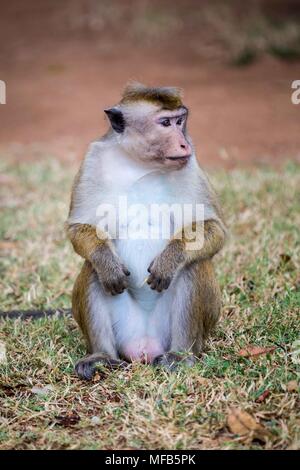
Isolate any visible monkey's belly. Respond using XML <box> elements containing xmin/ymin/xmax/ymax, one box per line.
<box><xmin>112</xmin><ymin>238</ymin><xmax>171</xmax><ymax>362</ymax></box>
<box><xmin>108</xmin><ymin>287</ymin><xmax>171</xmax><ymax>363</ymax></box>
<box><xmin>121</xmin><ymin>336</ymin><xmax>164</xmax><ymax>363</ymax></box>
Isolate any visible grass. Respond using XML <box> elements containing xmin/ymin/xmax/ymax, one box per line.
<box><xmin>0</xmin><ymin>157</ymin><xmax>299</xmax><ymax>450</ymax></box>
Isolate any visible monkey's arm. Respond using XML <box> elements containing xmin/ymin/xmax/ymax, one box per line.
<box><xmin>66</xmin><ymin>223</ymin><xmax>130</xmax><ymax>295</ymax></box>
<box><xmin>178</xmin><ymin>219</ymin><xmax>226</xmax><ymax>263</ymax></box>
<box><xmin>147</xmin><ymin>219</ymin><xmax>226</xmax><ymax>292</ymax></box>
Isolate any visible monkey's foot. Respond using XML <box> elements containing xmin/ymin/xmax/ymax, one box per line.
<box><xmin>75</xmin><ymin>353</ymin><xmax>128</xmax><ymax>380</ymax></box>
<box><xmin>152</xmin><ymin>352</ymin><xmax>198</xmax><ymax>371</ymax></box>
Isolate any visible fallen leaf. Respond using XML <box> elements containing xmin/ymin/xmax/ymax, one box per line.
<box><xmin>227</xmin><ymin>408</ymin><xmax>256</xmax><ymax>434</ymax></box>
<box><xmin>55</xmin><ymin>411</ymin><xmax>80</xmax><ymax>427</ymax></box>
<box><xmin>0</xmin><ymin>341</ymin><xmax>7</xmax><ymax>364</ymax></box>
<box><xmin>227</xmin><ymin>408</ymin><xmax>270</xmax><ymax>443</ymax></box>
<box><xmin>255</xmin><ymin>389</ymin><xmax>270</xmax><ymax>403</ymax></box>
<box><xmin>238</xmin><ymin>345</ymin><xmax>276</xmax><ymax>358</ymax></box>
<box><xmin>287</xmin><ymin>380</ymin><xmax>298</xmax><ymax>392</ymax></box>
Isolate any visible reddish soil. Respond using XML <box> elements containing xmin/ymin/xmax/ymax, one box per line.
<box><xmin>0</xmin><ymin>1</ymin><xmax>300</xmax><ymax>168</ymax></box>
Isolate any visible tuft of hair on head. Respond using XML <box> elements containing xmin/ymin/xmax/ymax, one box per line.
<box><xmin>121</xmin><ymin>82</ymin><xmax>183</xmax><ymax>110</ymax></box>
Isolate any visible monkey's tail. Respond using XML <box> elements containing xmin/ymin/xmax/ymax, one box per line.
<box><xmin>0</xmin><ymin>308</ymin><xmax>71</xmax><ymax>320</ymax></box>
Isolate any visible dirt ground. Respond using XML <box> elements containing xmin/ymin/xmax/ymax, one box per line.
<box><xmin>0</xmin><ymin>0</ymin><xmax>300</xmax><ymax>168</ymax></box>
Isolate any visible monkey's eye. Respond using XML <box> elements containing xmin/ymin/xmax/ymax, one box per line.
<box><xmin>176</xmin><ymin>117</ymin><xmax>183</xmax><ymax>126</ymax></box>
<box><xmin>160</xmin><ymin>118</ymin><xmax>171</xmax><ymax>127</ymax></box>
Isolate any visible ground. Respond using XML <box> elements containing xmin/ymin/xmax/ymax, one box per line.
<box><xmin>1</xmin><ymin>0</ymin><xmax>300</xmax><ymax>168</ymax></box>
<box><xmin>0</xmin><ymin>158</ymin><xmax>299</xmax><ymax>450</ymax></box>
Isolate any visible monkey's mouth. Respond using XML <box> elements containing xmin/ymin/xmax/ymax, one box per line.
<box><xmin>166</xmin><ymin>155</ymin><xmax>191</xmax><ymax>163</ymax></box>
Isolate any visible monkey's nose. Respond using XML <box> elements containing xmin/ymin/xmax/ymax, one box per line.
<box><xmin>179</xmin><ymin>141</ymin><xmax>192</xmax><ymax>155</ymax></box>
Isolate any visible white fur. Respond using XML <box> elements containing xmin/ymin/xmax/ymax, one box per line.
<box><xmin>88</xmin><ymin>265</ymin><xmax>180</xmax><ymax>362</ymax></box>
<box><xmin>69</xmin><ymin>136</ymin><xmax>220</xmax><ymax>360</ymax></box>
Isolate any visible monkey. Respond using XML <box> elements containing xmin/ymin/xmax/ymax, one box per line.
<box><xmin>66</xmin><ymin>82</ymin><xmax>226</xmax><ymax>380</ymax></box>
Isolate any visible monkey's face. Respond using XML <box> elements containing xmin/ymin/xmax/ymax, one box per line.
<box><xmin>105</xmin><ymin>102</ymin><xmax>192</xmax><ymax>170</ymax></box>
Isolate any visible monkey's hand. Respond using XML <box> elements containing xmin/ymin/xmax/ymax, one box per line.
<box><xmin>147</xmin><ymin>240</ymin><xmax>185</xmax><ymax>292</ymax></box>
<box><xmin>91</xmin><ymin>246</ymin><xmax>130</xmax><ymax>295</ymax></box>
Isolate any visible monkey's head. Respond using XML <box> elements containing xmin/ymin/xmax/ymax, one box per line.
<box><xmin>104</xmin><ymin>83</ymin><xmax>192</xmax><ymax>169</ymax></box>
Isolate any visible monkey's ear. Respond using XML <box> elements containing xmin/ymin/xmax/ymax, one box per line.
<box><xmin>104</xmin><ymin>108</ymin><xmax>125</xmax><ymax>133</ymax></box>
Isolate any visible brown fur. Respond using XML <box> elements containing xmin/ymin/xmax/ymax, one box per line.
<box><xmin>182</xmin><ymin>219</ymin><xmax>226</xmax><ymax>263</ymax></box>
<box><xmin>147</xmin><ymin>219</ymin><xmax>226</xmax><ymax>291</ymax></box>
<box><xmin>121</xmin><ymin>82</ymin><xmax>183</xmax><ymax>110</ymax></box>
<box><xmin>72</xmin><ymin>260</ymin><xmax>92</xmax><ymax>350</ymax></box>
<box><xmin>67</xmin><ymin>223</ymin><xmax>107</xmax><ymax>260</ymax></box>
<box><xmin>67</xmin><ymin>223</ymin><xmax>130</xmax><ymax>296</ymax></box>
<box><xmin>172</xmin><ymin>259</ymin><xmax>221</xmax><ymax>351</ymax></box>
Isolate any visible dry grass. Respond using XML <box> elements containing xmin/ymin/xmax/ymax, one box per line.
<box><xmin>0</xmin><ymin>156</ymin><xmax>299</xmax><ymax>450</ymax></box>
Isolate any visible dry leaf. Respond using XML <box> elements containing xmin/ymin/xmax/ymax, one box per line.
<box><xmin>255</xmin><ymin>389</ymin><xmax>270</xmax><ymax>403</ymax></box>
<box><xmin>238</xmin><ymin>345</ymin><xmax>276</xmax><ymax>358</ymax></box>
<box><xmin>55</xmin><ymin>411</ymin><xmax>80</xmax><ymax>427</ymax></box>
<box><xmin>0</xmin><ymin>341</ymin><xmax>7</xmax><ymax>365</ymax></box>
<box><xmin>227</xmin><ymin>408</ymin><xmax>257</xmax><ymax>434</ymax></box>
<box><xmin>227</xmin><ymin>408</ymin><xmax>270</xmax><ymax>443</ymax></box>
<box><xmin>287</xmin><ymin>380</ymin><xmax>298</xmax><ymax>392</ymax></box>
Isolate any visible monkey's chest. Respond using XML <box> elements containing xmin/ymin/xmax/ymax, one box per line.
<box><xmin>113</xmin><ymin>180</ymin><xmax>176</xmax><ymax>288</ymax></box>
<box><xmin>115</xmin><ymin>237</ymin><xmax>167</xmax><ymax>289</ymax></box>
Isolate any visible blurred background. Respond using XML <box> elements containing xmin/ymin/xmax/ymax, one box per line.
<box><xmin>0</xmin><ymin>0</ymin><xmax>300</xmax><ymax>168</ymax></box>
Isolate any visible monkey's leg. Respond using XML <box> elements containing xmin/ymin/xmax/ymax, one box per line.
<box><xmin>153</xmin><ymin>259</ymin><xmax>221</xmax><ymax>370</ymax></box>
<box><xmin>75</xmin><ymin>353</ymin><xmax>128</xmax><ymax>381</ymax></box>
<box><xmin>72</xmin><ymin>261</ymin><xmax>127</xmax><ymax>380</ymax></box>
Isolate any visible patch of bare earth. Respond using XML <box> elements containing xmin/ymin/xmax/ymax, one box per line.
<box><xmin>0</xmin><ymin>0</ymin><xmax>300</xmax><ymax>168</ymax></box>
